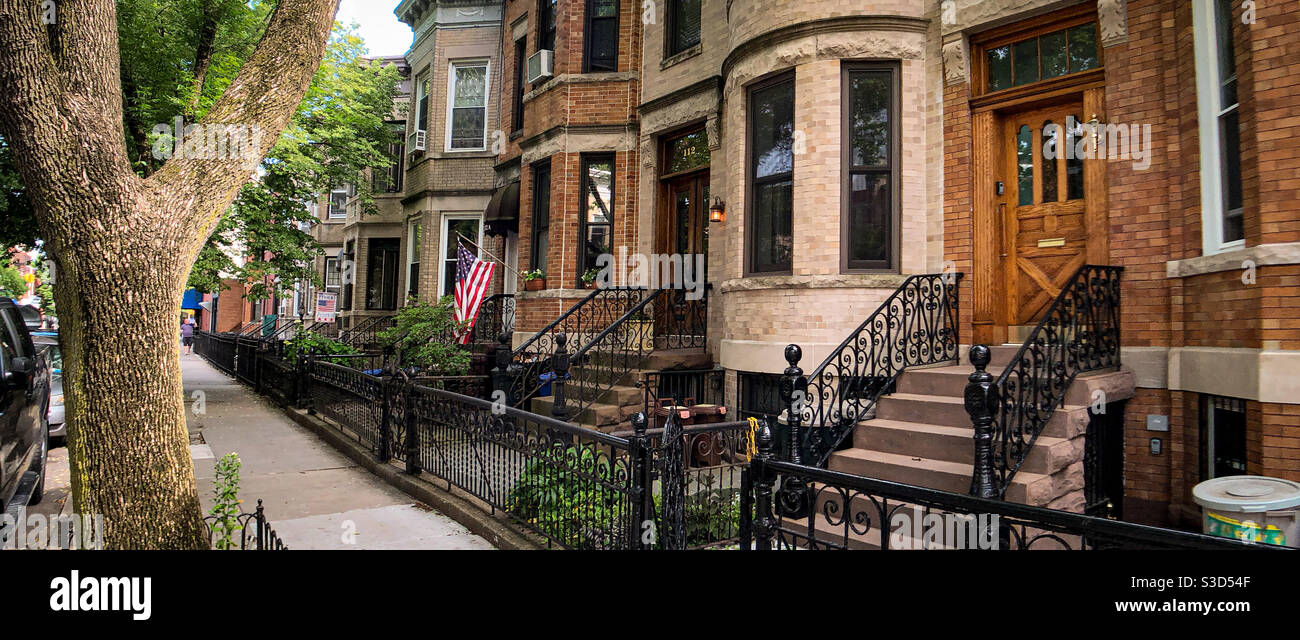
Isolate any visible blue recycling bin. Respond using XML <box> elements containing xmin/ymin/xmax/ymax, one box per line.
<box><xmin>537</xmin><ymin>371</ymin><xmax>570</xmax><ymax>397</ymax></box>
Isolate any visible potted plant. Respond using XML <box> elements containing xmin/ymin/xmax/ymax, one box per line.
<box><xmin>581</xmin><ymin>267</ymin><xmax>602</xmax><ymax>289</ymax></box>
<box><xmin>522</xmin><ymin>268</ymin><xmax>546</xmax><ymax>291</ymax></box>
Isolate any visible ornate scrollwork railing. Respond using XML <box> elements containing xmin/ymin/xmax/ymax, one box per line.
<box><xmin>507</xmin><ymin>286</ymin><xmax>649</xmax><ymax>408</ymax></box>
<box><xmin>469</xmin><ymin>293</ymin><xmax>515</xmax><ymax>345</ymax></box>
<box><xmin>785</xmin><ymin>274</ymin><xmax>961</xmax><ymax>466</ymax></box>
<box><xmin>740</xmin><ymin>421</ymin><xmax>1272</xmax><ymax>551</ymax></box>
<box><xmin>340</xmin><ymin>314</ymin><xmax>397</xmax><ymax>349</ymax></box>
<box><xmin>967</xmin><ymin>264</ymin><xmax>1123</xmax><ymax>499</ymax></box>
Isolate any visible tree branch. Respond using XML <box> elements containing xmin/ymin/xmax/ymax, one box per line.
<box><xmin>147</xmin><ymin>0</ymin><xmax>341</xmax><ymax>247</ymax></box>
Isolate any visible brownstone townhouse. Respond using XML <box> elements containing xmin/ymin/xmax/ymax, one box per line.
<box><xmin>287</xmin><ymin>0</ymin><xmax>1298</xmax><ymax>531</ymax></box>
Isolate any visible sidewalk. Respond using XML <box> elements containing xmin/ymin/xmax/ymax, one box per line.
<box><xmin>183</xmin><ymin>351</ymin><xmax>494</xmax><ymax>550</ymax></box>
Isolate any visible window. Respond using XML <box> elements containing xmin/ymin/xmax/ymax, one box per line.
<box><xmin>664</xmin><ymin>129</ymin><xmax>709</xmax><ymax>176</ymax></box>
<box><xmin>984</xmin><ymin>22</ymin><xmax>1099</xmax><ymax>92</ymax></box>
<box><xmin>1200</xmin><ymin>395</ymin><xmax>1247</xmax><ymax>480</ymax></box>
<box><xmin>531</xmin><ymin>161</ymin><xmax>551</xmax><ymax>271</ymax></box>
<box><xmin>667</xmin><ymin>0</ymin><xmax>701</xmax><ymax>57</ymax></box>
<box><xmin>328</xmin><ymin>188</ymin><xmax>348</xmax><ymax>219</ymax></box>
<box><xmin>513</xmin><ymin>39</ymin><xmax>527</xmax><ymax>132</ymax></box>
<box><xmin>539</xmin><ymin>0</ymin><xmax>557</xmax><ymax>52</ymax></box>
<box><xmin>342</xmin><ymin>240</ymin><xmax>355</xmax><ymax>310</ymax></box>
<box><xmin>747</xmin><ymin>74</ymin><xmax>794</xmax><ymax>274</ymax></box>
<box><xmin>365</xmin><ymin>238</ymin><xmax>401</xmax><ymax>310</ymax></box>
<box><xmin>739</xmin><ymin>373</ymin><xmax>783</xmax><ymax>423</ymax></box>
<box><xmin>407</xmin><ymin>221</ymin><xmax>421</xmax><ymax>300</ymax></box>
<box><xmin>416</xmin><ymin>72</ymin><xmax>430</xmax><ymax>134</ymax></box>
<box><xmin>1194</xmin><ymin>0</ymin><xmax>1245</xmax><ymax>252</ymax></box>
<box><xmin>325</xmin><ymin>257</ymin><xmax>341</xmax><ymax>290</ymax></box>
<box><xmin>585</xmin><ymin>0</ymin><xmax>619</xmax><ymax>72</ymax></box>
<box><xmin>440</xmin><ymin>216</ymin><xmax>484</xmax><ymax>298</ymax></box>
<box><xmin>447</xmin><ymin>61</ymin><xmax>489</xmax><ymax>151</ymax></box>
<box><xmin>578</xmin><ymin>155</ymin><xmax>614</xmax><ymax>282</ymax></box>
<box><xmin>374</xmin><ymin>124</ymin><xmax>405</xmax><ymax>193</ymax></box>
<box><xmin>842</xmin><ymin>65</ymin><xmax>899</xmax><ymax>271</ymax></box>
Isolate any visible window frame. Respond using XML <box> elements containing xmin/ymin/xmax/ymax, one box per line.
<box><xmin>665</xmin><ymin>0</ymin><xmax>702</xmax><ymax>58</ymax></box>
<box><xmin>437</xmin><ymin>214</ymin><xmax>484</xmax><ymax>299</ymax></box>
<box><xmin>1199</xmin><ymin>394</ymin><xmax>1248</xmax><ymax>480</ymax></box>
<box><xmin>325</xmin><ymin>256</ymin><xmax>341</xmax><ymax>291</ymax></box>
<box><xmin>840</xmin><ymin>62</ymin><xmax>901</xmax><ymax>273</ymax></box>
<box><xmin>968</xmin><ymin>4</ymin><xmax>1103</xmax><ymax>101</ymax></box>
<box><xmin>374</xmin><ymin>122</ymin><xmax>406</xmax><ymax>193</ymax></box>
<box><xmin>577</xmin><ymin>153</ymin><xmax>616</xmax><ymax>285</ymax></box>
<box><xmin>407</xmin><ymin>220</ymin><xmax>422</xmax><ymax>301</ymax></box>
<box><xmin>745</xmin><ymin>71</ymin><xmax>796</xmax><ymax>277</ymax></box>
<box><xmin>1192</xmin><ymin>0</ymin><xmax>1246</xmax><ymax>255</ymax></box>
<box><xmin>328</xmin><ymin>188</ymin><xmax>348</xmax><ymax>220</ymax></box>
<box><xmin>445</xmin><ymin>59</ymin><xmax>491</xmax><ymax>152</ymax></box>
<box><xmin>538</xmin><ymin>0</ymin><xmax>557</xmax><ymax>52</ymax></box>
<box><xmin>364</xmin><ymin>238</ymin><xmax>401</xmax><ymax>311</ymax></box>
<box><xmin>414</xmin><ymin>70</ymin><xmax>430</xmax><ymax>135</ymax></box>
<box><xmin>583</xmin><ymin>0</ymin><xmax>620</xmax><ymax>73</ymax></box>
<box><xmin>512</xmin><ymin>38</ymin><xmax>527</xmax><ymax>133</ymax></box>
<box><xmin>530</xmin><ymin>160</ymin><xmax>552</xmax><ymax>272</ymax></box>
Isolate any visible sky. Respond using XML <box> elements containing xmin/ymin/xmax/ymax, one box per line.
<box><xmin>338</xmin><ymin>0</ymin><xmax>413</xmax><ymax>58</ymax></box>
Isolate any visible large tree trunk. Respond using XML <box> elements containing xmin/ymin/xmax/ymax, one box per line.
<box><xmin>0</xmin><ymin>0</ymin><xmax>341</xmax><ymax>548</ymax></box>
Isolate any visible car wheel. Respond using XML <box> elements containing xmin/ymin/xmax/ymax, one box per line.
<box><xmin>28</xmin><ymin>424</ymin><xmax>47</xmax><ymax>506</ymax></box>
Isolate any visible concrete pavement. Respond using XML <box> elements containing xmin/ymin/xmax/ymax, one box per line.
<box><xmin>182</xmin><ymin>351</ymin><xmax>494</xmax><ymax>550</ymax></box>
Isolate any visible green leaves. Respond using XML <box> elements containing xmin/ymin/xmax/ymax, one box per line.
<box><xmin>208</xmin><ymin>452</ymin><xmax>243</xmax><ymax>550</ymax></box>
<box><xmin>376</xmin><ymin>297</ymin><xmax>472</xmax><ymax>375</ymax></box>
<box><xmin>282</xmin><ymin>330</ymin><xmax>359</xmax><ymax>367</ymax></box>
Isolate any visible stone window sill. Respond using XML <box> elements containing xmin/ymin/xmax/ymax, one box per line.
<box><xmin>660</xmin><ymin>44</ymin><xmax>703</xmax><ymax>71</ymax></box>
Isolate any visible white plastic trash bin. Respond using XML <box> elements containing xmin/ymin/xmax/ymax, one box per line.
<box><xmin>1192</xmin><ymin>475</ymin><xmax>1300</xmax><ymax>548</ymax></box>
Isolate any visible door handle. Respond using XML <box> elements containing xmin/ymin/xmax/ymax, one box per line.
<box><xmin>998</xmin><ymin>203</ymin><xmax>1009</xmax><ymax>258</ymax></box>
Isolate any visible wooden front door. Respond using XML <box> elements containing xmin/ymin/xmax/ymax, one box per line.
<box><xmin>1000</xmin><ymin>103</ymin><xmax>1090</xmax><ymax>326</ymax></box>
<box><xmin>656</xmin><ymin>171</ymin><xmax>709</xmax><ymax>341</ymax></box>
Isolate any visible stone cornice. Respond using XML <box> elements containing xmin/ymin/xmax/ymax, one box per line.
<box><xmin>638</xmin><ymin>76</ymin><xmax>723</xmax><ymax>116</ymax></box>
<box><xmin>721</xmin><ymin>15</ymin><xmax>930</xmax><ymax>83</ymax></box>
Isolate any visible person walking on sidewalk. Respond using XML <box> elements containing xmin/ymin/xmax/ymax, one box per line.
<box><xmin>181</xmin><ymin>316</ymin><xmax>196</xmax><ymax>354</ymax></box>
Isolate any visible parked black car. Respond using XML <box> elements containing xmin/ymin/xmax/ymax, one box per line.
<box><xmin>0</xmin><ymin>299</ymin><xmax>50</xmax><ymax>516</ymax></box>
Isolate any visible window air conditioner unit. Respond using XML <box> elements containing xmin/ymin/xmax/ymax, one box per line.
<box><xmin>412</xmin><ymin>129</ymin><xmax>427</xmax><ymax>152</ymax></box>
<box><xmin>527</xmin><ymin>50</ymin><xmax>554</xmax><ymax>84</ymax></box>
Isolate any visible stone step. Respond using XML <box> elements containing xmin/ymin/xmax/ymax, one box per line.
<box><xmin>529</xmin><ymin>395</ymin><xmax>637</xmax><ymax>429</ymax></box>
<box><xmin>874</xmin><ymin>392</ymin><xmax>1090</xmax><ymax>439</ymax></box>
<box><xmin>852</xmin><ymin>419</ymin><xmax>1076</xmax><ymax>476</ymax></box>
<box><xmin>827</xmin><ymin>448</ymin><xmax>1054</xmax><ymax>506</ymax></box>
<box><xmin>899</xmin><ymin>364</ymin><xmax>1131</xmax><ymax>407</ymax></box>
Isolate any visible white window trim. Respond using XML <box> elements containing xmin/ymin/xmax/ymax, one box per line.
<box><xmin>328</xmin><ymin>188</ymin><xmax>348</xmax><ymax>220</ymax></box>
<box><xmin>407</xmin><ymin>219</ymin><xmax>422</xmax><ymax>302</ymax></box>
<box><xmin>1192</xmin><ymin>0</ymin><xmax>1244</xmax><ymax>256</ymax></box>
<box><xmin>445</xmin><ymin>59</ymin><xmax>491</xmax><ymax>153</ymax></box>
<box><xmin>437</xmin><ymin>213</ymin><xmax>485</xmax><ymax>298</ymax></box>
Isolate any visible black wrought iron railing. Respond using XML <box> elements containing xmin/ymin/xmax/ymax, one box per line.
<box><xmin>470</xmin><ymin>293</ymin><xmax>515</xmax><ymax>345</ymax></box>
<box><xmin>638</xmin><ymin>368</ymin><xmax>725</xmax><ymax>430</ymax></box>
<box><xmin>204</xmin><ymin>499</ymin><xmax>289</xmax><ymax>550</ymax></box>
<box><xmin>739</xmin><ymin>422</ymin><xmax>1279</xmax><ymax>551</ymax></box>
<box><xmin>507</xmin><ymin>286</ymin><xmax>648</xmax><ymax>408</ymax></box>
<box><xmin>781</xmin><ymin>274</ymin><xmax>961</xmax><ymax>466</ymax></box>
<box><xmin>966</xmin><ymin>265</ymin><xmax>1123</xmax><ymax>499</ymax></box>
<box><xmin>340</xmin><ymin>314</ymin><xmax>396</xmax><ymax>349</ymax></box>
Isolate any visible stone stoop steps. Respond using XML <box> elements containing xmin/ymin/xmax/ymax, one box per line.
<box><xmin>826</xmin><ymin>344</ymin><xmax>1136</xmax><ymax>513</ymax></box>
<box><xmin>529</xmin><ymin>349</ymin><xmax>712</xmax><ymax>432</ymax></box>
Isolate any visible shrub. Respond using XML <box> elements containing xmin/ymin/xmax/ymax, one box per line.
<box><xmin>507</xmin><ymin>445</ymin><xmax>628</xmax><ymax>549</ymax></box>
<box><xmin>376</xmin><ymin>296</ymin><xmax>470</xmax><ymax>374</ymax></box>
<box><xmin>208</xmin><ymin>453</ymin><xmax>243</xmax><ymax>550</ymax></box>
<box><xmin>282</xmin><ymin>330</ymin><xmax>358</xmax><ymax>366</ymax></box>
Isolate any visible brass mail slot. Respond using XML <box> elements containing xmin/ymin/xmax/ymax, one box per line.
<box><xmin>1037</xmin><ymin>237</ymin><xmax>1066</xmax><ymax>248</ymax></box>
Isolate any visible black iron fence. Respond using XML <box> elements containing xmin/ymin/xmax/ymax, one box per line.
<box><xmin>196</xmin><ymin>328</ymin><xmax>1282</xmax><ymax>552</ymax></box>
<box><xmin>964</xmin><ymin>265</ymin><xmax>1123</xmax><ymax>499</ymax></box>
<box><xmin>204</xmin><ymin>499</ymin><xmax>288</xmax><ymax>550</ymax></box>
<box><xmin>739</xmin><ymin>421</ymin><xmax>1283</xmax><ymax>551</ymax></box>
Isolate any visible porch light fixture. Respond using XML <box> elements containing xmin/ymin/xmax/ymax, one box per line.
<box><xmin>709</xmin><ymin>197</ymin><xmax>726</xmax><ymax>223</ymax></box>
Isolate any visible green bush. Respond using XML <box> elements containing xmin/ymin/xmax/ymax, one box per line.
<box><xmin>507</xmin><ymin>445</ymin><xmax>628</xmax><ymax>549</ymax></box>
<box><xmin>376</xmin><ymin>296</ymin><xmax>470</xmax><ymax>374</ymax></box>
<box><xmin>208</xmin><ymin>453</ymin><xmax>243</xmax><ymax>550</ymax></box>
<box><xmin>282</xmin><ymin>330</ymin><xmax>358</xmax><ymax>366</ymax></box>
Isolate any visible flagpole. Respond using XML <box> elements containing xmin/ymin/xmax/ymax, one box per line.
<box><xmin>455</xmin><ymin>231</ymin><xmax>526</xmax><ymax>281</ymax></box>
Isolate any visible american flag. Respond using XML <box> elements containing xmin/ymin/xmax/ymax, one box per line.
<box><xmin>453</xmin><ymin>240</ymin><xmax>496</xmax><ymax>345</ymax></box>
